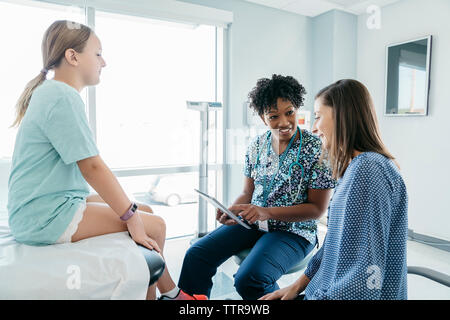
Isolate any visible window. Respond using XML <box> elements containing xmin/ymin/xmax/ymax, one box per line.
<box><xmin>95</xmin><ymin>11</ymin><xmax>216</xmax><ymax>168</ymax></box>
<box><xmin>116</xmin><ymin>171</ymin><xmax>222</xmax><ymax>238</ymax></box>
<box><xmin>94</xmin><ymin>11</ymin><xmax>224</xmax><ymax>238</ymax></box>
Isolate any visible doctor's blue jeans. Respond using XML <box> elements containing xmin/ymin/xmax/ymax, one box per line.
<box><xmin>178</xmin><ymin>224</ymin><xmax>315</xmax><ymax>300</ymax></box>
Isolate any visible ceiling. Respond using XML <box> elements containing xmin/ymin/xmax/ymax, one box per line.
<box><xmin>243</xmin><ymin>0</ymin><xmax>401</xmax><ymax>17</ymax></box>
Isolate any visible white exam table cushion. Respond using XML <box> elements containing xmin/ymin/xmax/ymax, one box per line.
<box><xmin>0</xmin><ymin>217</ymin><xmax>150</xmax><ymax>300</ymax></box>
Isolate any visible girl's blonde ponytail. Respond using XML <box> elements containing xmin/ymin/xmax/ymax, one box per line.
<box><xmin>11</xmin><ymin>20</ymin><xmax>92</xmax><ymax>127</ymax></box>
<box><xmin>11</xmin><ymin>71</ymin><xmax>47</xmax><ymax>128</ymax></box>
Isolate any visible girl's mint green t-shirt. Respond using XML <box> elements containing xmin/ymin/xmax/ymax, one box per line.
<box><xmin>7</xmin><ymin>79</ymin><xmax>99</xmax><ymax>246</ymax></box>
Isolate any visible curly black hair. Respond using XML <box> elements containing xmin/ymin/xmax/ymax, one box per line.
<box><xmin>247</xmin><ymin>74</ymin><xmax>307</xmax><ymax>116</ymax></box>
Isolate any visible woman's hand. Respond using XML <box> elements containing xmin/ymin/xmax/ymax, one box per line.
<box><xmin>259</xmin><ymin>283</ymin><xmax>300</xmax><ymax>300</ymax></box>
<box><xmin>228</xmin><ymin>204</ymin><xmax>271</xmax><ymax>224</ymax></box>
<box><xmin>260</xmin><ymin>274</ymin><xmax>310</xmax><ymax>300</ymax></box>
<box><xmin>126</xmin><ymin>213</ymin><xmax>161</xmax><ymax>252</ymax></box>
<box><xmin>216</xmin><ymin>208</ymin><xmax>238</xmax><ymax>226</ymax></box>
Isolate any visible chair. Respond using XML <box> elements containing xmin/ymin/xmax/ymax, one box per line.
<box><xmin>136</xmin><ymin>244</ymin><xmax>166</xmax><ymax>285</ymax></box>
<box><xmin>233</xmin><ymin>245</ymin><xmax>319</xmax><ymax>275</ymax></box>
<box><xmin>407</xmin><ymin>266</ymin><xmax>450</xmax><ymax>288</ymax></box>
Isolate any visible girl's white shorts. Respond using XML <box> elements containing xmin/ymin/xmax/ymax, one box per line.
<box><xmin>55</xmin><ymin>202</ymin><xmax>87</xmax><ymax>244</ymax></box>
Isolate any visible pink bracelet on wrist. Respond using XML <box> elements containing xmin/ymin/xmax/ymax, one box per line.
<box><xmin>121</xmin><ymin>203</ymin><xmax>138</xmax><ymax>221</ymax></box>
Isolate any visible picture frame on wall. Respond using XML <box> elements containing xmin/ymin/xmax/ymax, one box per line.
<box><xmin>384</xmin><ymin>35</ymin><xmax>432</xmax><ymax>116</ymax></box>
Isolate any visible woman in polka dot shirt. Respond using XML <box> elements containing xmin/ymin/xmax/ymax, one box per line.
<box><xmin>261</xmin><ymin>79</ymin><xmax>408</xmax><ymax>300</ymax></box>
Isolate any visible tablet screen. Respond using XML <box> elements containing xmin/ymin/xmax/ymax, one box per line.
<box><xmin>194</xmin><ymin>189</ymin><xmax>251</xmax><ymax>229</ymax></box>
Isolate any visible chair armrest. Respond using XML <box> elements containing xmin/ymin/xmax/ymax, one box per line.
<box><xmin>407</xmin><ymin>266</ymin><xmax>450</xmax><ymax>287</ymax></box>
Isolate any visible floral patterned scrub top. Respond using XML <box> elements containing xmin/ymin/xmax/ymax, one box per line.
<box><xmin>244</xmin><ymin>128</ymin><xmax>336</xmax><ymax>244</ymax></box>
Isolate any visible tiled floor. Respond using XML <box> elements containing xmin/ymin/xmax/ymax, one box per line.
<box><xmin>163</xmin><ymin>225</ymin><xmax>450</xmax><ymax>300</ymax></box>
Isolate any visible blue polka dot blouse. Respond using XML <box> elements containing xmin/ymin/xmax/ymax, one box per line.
<box><xmin>304</xmin><ymin>152</ymin><xmax>408</xmax><ymax>300</ymax></box>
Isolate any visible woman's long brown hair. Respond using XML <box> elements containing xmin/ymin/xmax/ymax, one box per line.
<box><xmin>316</xmin><ymin>79</ymin><xmax>398</xmax><ymax>179</ymax></box>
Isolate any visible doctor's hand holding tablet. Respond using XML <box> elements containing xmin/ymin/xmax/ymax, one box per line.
<box><xmin>216</xmin><ymin>205</ymin><xmax>270</xmax><ymax>225</ymax></box>
<box><xmin>215</xmin><ymin>207</ymin><xmax>239</xmax><ymax>226</ymax></box>
<box><xmin>195</xmin><ymin>188</ymin><xmax>269</xmax><ymax>231</ymax></box>
<box><xmin>216</xmin><ymin>205</ymin><xmax>270</xmax><ymax>232</ymax></box>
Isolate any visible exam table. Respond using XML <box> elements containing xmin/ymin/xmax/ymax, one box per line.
<box><xmin>0</xmin><ymin>216</ymin><xmax>165</xmax><ymax>299</ymax></box>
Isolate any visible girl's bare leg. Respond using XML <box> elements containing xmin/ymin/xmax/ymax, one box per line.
<box><xmin>72</xmin><ymin>197</ymin><xmax>176</xmax><ymax>299</ymax></box>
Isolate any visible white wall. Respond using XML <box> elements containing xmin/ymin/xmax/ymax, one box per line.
<box><xmin>357</xmin><ymin>0</ymin><xmax>450</xmax><ymax>240</ymax></box>
<box><xmin>311</xmin><ymin>10</ymin><xmax>357</xmax><ymax>98</ymax></box>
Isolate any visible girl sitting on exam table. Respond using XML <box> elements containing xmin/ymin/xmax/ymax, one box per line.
<box><xmin>260</xmin><ymin>79</ymin><xmax>408</xmax><ymax>300</ymax></box>
<box><xmin>178</xmin><ymin>74</ymin><xmax>336</xmax><ymax>300</ymax></box>
<box><xmin>7</xmin><ymin>20</ymin><xmax>206</xmax><ymax>300</ymax></box>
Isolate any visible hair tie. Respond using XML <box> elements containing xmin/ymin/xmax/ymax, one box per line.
<box><xmin>40</xmin><ymin>68</ymin><xmax>48</xmax><ymax>74</ymax></box>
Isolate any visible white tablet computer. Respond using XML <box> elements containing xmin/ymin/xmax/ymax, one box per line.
<box><xmin>194</xmin><ymin>189</ymin><xmax>252</xmax><ymax>230</ymax></box>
